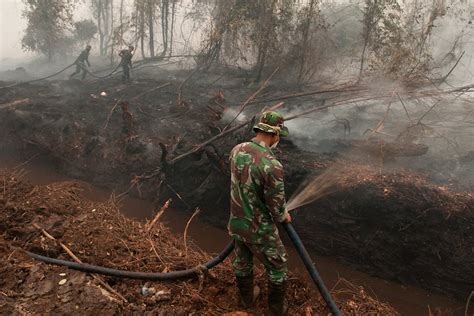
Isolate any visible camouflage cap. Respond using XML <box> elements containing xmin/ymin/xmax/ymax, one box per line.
<box><xmin>253</xmin><ymin>111</ymin><xmax>289</xmax><ymax>137</ymax></box>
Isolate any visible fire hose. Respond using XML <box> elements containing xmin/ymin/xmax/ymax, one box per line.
<box><xmin>0</xmin><ymin>61</ymin><xmax>125</xmax><ymax>90</ymax></box>
<box><xmin>1</xmin><ymin>55</ymin><xmax>192</xmax><ymax>89</ymax></box>
<box><xmin>0</xmin><ymin>63</ymin><xmax>76</xmax><ymax>90</ymax></box>
<box><xmin>86</xmin><ymin>63</ymin><xmax>122</xmax><ymax>80</ymax></box>
<box><xmin>26</xmin><ymin>222</ymin><xmax>341</xmax><ymax>315</ymax></box>
<box><xmin>0</xmin><ymin>61</ymin><xmax>120</xmax><ymax>90</ymax></box>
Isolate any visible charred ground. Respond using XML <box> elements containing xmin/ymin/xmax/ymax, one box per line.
<box><xmin>0</xmin><ymin>70</ymin><xmax>473</xmax><ymax>306</ymax></box>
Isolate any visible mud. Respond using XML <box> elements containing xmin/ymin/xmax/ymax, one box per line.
<box><xmin>0</xmin><ymin>169</ymin><xmax>399</xmax><ymax>315</ymax></box>
<box><xmin>0</xmin><ymin>72</ymin><xmax>473</xmax><ymax>304</ymax></box>
<box><xmin>0</xmin><ymin>151</ymin><xmax>466</xmax><ymax>315</ymax></box>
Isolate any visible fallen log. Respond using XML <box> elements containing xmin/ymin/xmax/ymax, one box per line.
<box><xmin>0</xmin><ymin>98</ymin><xmax>31</xmax><ymax>110</ymax></box>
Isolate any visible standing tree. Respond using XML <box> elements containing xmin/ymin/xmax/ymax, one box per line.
<box><xmin>133</xmin><ymin>0</ymin><xmax>147</xmax><ymax>58</ymax></box>
<box><xmin>359</xmin><ymin>0</ymin><xmax>443</xmax><ymax>79</ymax></box>
<box><xmin>91</xmin><ymin>0</ymin><xmax>113</xmax><ymax>56</ymax></box>
<box><xmin>160</xmin><ymin>0</ymin><xmax>170</xmax><ymax>56</ymax></box>
<box><xmin>359</xmin><ymin>0</ymin><xmax>382</xmax><ymax>80</ymax></box>
<box><xmin>199</xmin><ymin>0</ymin><xmax>297</xmax><ymax>81</ymax></box>
<box><xmin>133</xmin><ymin>0</ymin><xmax>170</xmax><ymax>59</ymax></box>
<box><xmin>21</xmin><ymin>0</ymin><xmax>75</xmax><ymax>61</ymax></box>
<box><xmin>145</xmin><ymin>0</ymin><xmax>159</xmax><ymax>57</ymax></box>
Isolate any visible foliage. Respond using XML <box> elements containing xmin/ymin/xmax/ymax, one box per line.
<box><xmin>200</xmin><ymin>0</ymin><xmax>329</xmax><ymax>83</ymax></box>
<box><xmin>21</xmin><ymin>0</ymin><xmax>76</xmax><ymax>61</ymax></box>
<box><xmin>90</xmin><ymin>0</ymin><xmax>114</xmax><ymax>56</ymax></box>
<box><xmin>73</xmin><ymin>19</ymin><xmax>98</xmax><ymax>44</ymax></box>
<box><xmin>361</xmin><ymin>0</ymin><xmax>447</xmax><ymax>79</ymax></box>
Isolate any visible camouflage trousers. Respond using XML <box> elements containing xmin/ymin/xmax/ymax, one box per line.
<box><xmin>122</xmin><ymin>65</ymin><xmax>130</xmax><ymax>82</ymax></box>
<box><xmin>233</xmin><ymin>238</ymin><xmax>288</xmax><ymax>285</ymax></box>
<box><xmin>70</xmin><ymin>63</ymin><xmax>87</xmax><ymax>80</ymax></box>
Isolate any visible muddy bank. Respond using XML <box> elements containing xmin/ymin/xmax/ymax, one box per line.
<box><xmin>0</xmin><ymin>76</ymin><xmax>473</xmax><ymax>302</ymax></box>
<box><xmin>292</xmin><ymin>164</ymin><xmax>474</xmax><ymax>298</ymax></box>
<box><xmin>0</xmin><ymin>151</ymin><xmax>467</xmax><ymax>315</ymax></box>
<box><xmin>0</xmin><ymin>169</ymin><xmax>399</xmax><ymax>315</ymax></box>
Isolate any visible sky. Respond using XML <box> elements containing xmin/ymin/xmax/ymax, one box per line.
<box><xmin>0</xmin><ymin>0</ymin><xmax>91</xmax><ymax>61</ymax></box>
<box><xmin>0</xmin><ymin>0</ymin><xmax>30</xmax><ymax>60</ymax></box>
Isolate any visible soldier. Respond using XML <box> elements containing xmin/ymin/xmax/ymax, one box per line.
<box><xmin>119</xmin><ymin>45</ymin><xmax>134</xmax><ymax>83</ymax></box>
<box><xmin>69</xmin><ymin>45</ymin><xmax>91</xmax><ymax>80</ymax></box>
<box><xmin>228</xmin><ymin>111</ymin><xmax>292</xmax><ymax>315</ymax></box>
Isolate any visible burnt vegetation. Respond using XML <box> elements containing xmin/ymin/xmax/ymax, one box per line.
<box><xmin>1</xmin><ymin>0</ymin><xmax>474</xmax><ymax>314</ymax></box>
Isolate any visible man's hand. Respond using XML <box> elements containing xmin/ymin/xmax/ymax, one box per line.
<box><xmin>282</xmin><ymin>212</ymin><xmax>292</xmax><ymax>223</ymax></box>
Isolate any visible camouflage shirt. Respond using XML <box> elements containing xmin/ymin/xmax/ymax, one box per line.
<box><xmin>76</xmin><ymin>50</ymin><xmax>90</xmax><ymax>65</ymax></box>
<box><xmin>228</xmin><ymin>138</ymin><xmax>288</xmax><ymax>244</ymax></box>
<box><xmin>119</xmin><ymin>49</ymin><xmax>133</xmax><ymax>66</ymax></box>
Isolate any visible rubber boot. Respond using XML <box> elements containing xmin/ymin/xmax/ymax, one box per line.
<box><xmin>236</xmin><ymin>275</ymin><xmax>260</xmax><ymax>308</ymax></box>
<box><xmin>268</xmin><ymin>281</ymin><xmax>288</xmax><ymax>316</ymax></box>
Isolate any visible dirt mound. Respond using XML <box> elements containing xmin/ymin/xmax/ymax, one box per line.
<box><xmin>0</xmin><ymin>170</ymin><xmax>398</xmax><ymax>315</ymax></box>
<box><xmin>294</xmin><ymin>164</ymin><xmax>474</xmax><ymax>299</ymax></box>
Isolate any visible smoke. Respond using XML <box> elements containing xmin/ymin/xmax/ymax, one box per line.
<box><xmin>285</xmin><ymin>83</ymin><xmax>474</xmax><ymax>176</ymax></box>
<box><xmin>221</xmin><ymin>108</ymin><xmax>247</xmax><ymax>124</ymax></box>
<box><xmin>430</xmin><ymin>4</ymin><xmax>474</xmax><ymax>85</ymax></box>
<box><xmin>0</xmin><ymin>0</ymin><xmax>30</xmax><ymax>64</ymax></box>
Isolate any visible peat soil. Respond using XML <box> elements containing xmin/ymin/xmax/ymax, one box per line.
<box><xmin>0</xmin><ymin>169</ymin><xmax>399</xmax><ymax>315</ymax></box>
<box><xmin>0</xmin><ymin>70</ymin><xmax>473</xmax><ymax>304</ymax></box>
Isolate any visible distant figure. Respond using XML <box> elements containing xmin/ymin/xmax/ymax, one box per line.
<box><xmin>69</xmin><ymin>45</ymin><xmax>91</xmax><ymax>80</ymax></box>
<box><xmin>119</xmin><ymin>45</ymin><xmax>134</xmax><ymax>83</ymax></box>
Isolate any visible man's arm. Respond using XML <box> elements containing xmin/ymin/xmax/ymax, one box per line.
<box><xmin>263</xmin><ymin>160</ymin><xmax>290</xmax><ymax>223</ymax></box>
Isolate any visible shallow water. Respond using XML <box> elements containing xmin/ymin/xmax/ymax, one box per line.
<box><xmin>0</xmin><ymin>152</ymin><xmax>466</xmax><ymax>316</ymax></box>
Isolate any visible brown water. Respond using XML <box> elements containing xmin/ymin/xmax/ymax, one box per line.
<box><xmin>0</xmin><ymin>153</ymin><xmax>466</xmax><ymax>316</ymax></box>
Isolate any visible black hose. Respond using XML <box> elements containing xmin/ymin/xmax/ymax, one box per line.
<box><xmin>86</xmin><ymin>63</ymin><xmax>122</xmax><ymax>80</ymax></box>
<box><xmin>25</xmin><ymin>222</ymin><xmax>339</xmax><ymax>314</ymax></box>
<box><xmin>25</xmin><ymin>240</ymin><xmax>234</xmax><ymax>280</ymax></box>
<box><xmin>0</xmin><ymin>63</ymin><xmax>76</xmax><ymax>90</ymax></box>
<box><xmin>283</xmin><ymin>222</ymin><xmax>341</xmax><ymax>316</ymax></box>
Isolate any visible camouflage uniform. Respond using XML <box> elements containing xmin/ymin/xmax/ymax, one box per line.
<box><xmin>70</xmin><ymin>48</ymin><xmax>91</xmax><ymax>80</ymax></box>
<box><xmin>119</xmin><ymin>48</ymin><xmax>133</xmax><ymax>83</ymax></box>
<box><xmin>228</xmin><ymin>112</ymin><xmax>290</xmax><ymax>285</ymax></box>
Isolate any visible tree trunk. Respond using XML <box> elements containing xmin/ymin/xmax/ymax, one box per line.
<box><xmin>120</xmin><ymin>0</ymin><xmax>124</xmax><ymax>45</ymax></box>
<box><xmin>254</xmin><ymin>0</ymin><xmax>275</xmax><ymax>82</ymax></box>
<box><xmin>169</xmin><ymin>0</ymin><xmax>176</xmax><ymax>56</ymax></box>
<box><xmin>110</xmin><ymin>0</ymin><xmax>114</xmax><ymax>65</ymax></box>
<box><xmin>48</xmin><ymin>38</ymin><xmax>53</xmax><ymax>61</ymax></box>
<box><xmin>359</xmin><ymin>0</ymin><xmax>378</xmax><ymax>81</ymax></box>
<box><xmin>103</xmin><ymin>0</ymin><xmax>110</xmax><ymax>55</ymax></box>
<box><xmin>160</xmin><ymin>0</ymin><xmax>169</xmax><ymax>56</ymax></box>
<box><xmin>297</xmin><ymin>0</ymin><xmax>315</xmax><ymax>84</ymax></box>
<box><xmin>140</xmin><ymin>7</ymin><xmax>146</xmax><ymax>58</ymax></box>
<box><xmin>358</xmin><ymin>35</ymin><xmax>369</xmax><ymax>80</ymax></box>
<box><xmin>148</xmin><ymin>1</ymin><xmax>155</xmax><ymax>58</ymax></box>
<box><xmin>98</xmin><ymin>0</ymin><xmax>104</xmax><ymax>56</ymax></box>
